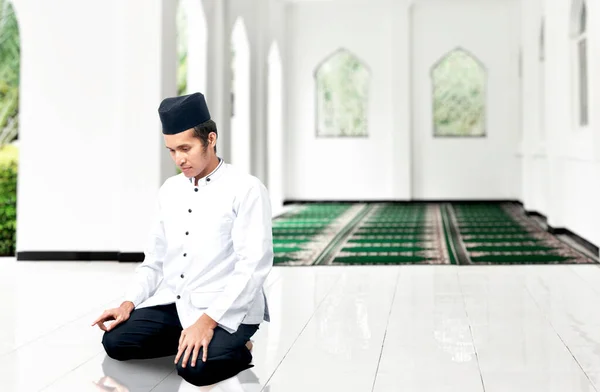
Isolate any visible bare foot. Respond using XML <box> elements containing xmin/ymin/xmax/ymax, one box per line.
<box><xmin>245</xmin><ymin>340</ymin><xmax>253</xmax><ymax>351</ymax></box>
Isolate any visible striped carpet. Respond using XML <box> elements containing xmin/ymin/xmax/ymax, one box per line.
<box><xmin>272</xmin><ymin>203</ymin><xmax>357</xmax><ymax>265</ymax></box>
<box><xmin>448</xmin><ymin>203</ymin><xmax>593</xmax><ymax>264</ymax></box>
<box><xmin>272</xmin><ymin>202</ymin><xmax>597</xmax><ymax>265</ymax></box>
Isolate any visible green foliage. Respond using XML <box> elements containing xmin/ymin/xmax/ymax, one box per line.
<box><xmin>0</xmin><ymin>149</ymin><xmax>16</xmax><ymax>256</ymax></box>
<box><xmin>178</xmin><ymin>52</ymin><xmax>187</xmax><ymax>96</ymax></box>
<box><xmin>0</xmin><ymin>0</ymin><xmax>20</xmax><ymax>146</ymax></box>
<box><xmin>0</xmin><ymin>141</ymin><xmax>16</xmax><ymax>165</ymax></box>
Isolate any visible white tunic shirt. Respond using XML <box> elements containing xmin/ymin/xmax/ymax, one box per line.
<box><xmin>123</xmin><ymin>159</ymin><xmax>273</xmax><ymax>333</ymax></box>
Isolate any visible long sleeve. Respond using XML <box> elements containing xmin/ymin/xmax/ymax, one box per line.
<box><xmin>204</xmin><ymin>181</ymin><xmax>274</xmax><ymax>333</ymax></box>
<box><xmin>123</xmin><ymin>197</ymin><xmax>167</xmax><ymax>307</ymax></box>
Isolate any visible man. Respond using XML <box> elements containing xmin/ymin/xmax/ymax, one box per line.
<box><xmin>92</xmin><ymin>92</ymin><xmax>274</xmax><ymax>387</ymax></box>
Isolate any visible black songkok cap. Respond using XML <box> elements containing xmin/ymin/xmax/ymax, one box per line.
<box><xmin>158</xmin><ymin>92</ymin><xmax>211</xmax><ymax>135</ymax></box>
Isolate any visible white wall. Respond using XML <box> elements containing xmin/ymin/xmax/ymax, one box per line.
<box><xmin>286</xmin><ymin>0</ymin><xmax>400</xmax><ymax>200</ymax></box>
<box><xmin>410</xmin><ymin>0</ymin><xmax>521</xmax><ymax>200</ymax></box>
<box><xmin>520</xmin><ymin>0</ymin><xmax>600</xmax><ymax>248</ymax></box>
<box><xmin>285</xmin><ymin>0</ymin><xmax>520</xmax><ymax>201</ymax></box>
<box><xmin>13</xmin><ymin>0</ymin><xmax>170</xmax><ymax>254</ymax></box>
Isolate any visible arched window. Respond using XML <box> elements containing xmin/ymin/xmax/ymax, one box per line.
<box><xmin>571</xmin><ymin>0</ymin><xmax>587</xmax><ymax>126</ymax></box>
<box><xmin>315</xmin><ymin>48</ymin><xmax>370</xmax><ymax>137</ymax></box>
<box><xmin>176</xmin><ymin>0</ymin><xmax>188</xmax><ymax>96</ymax></box>
<box><xmin>230</xmin><ymin>18</ymin><xmax>251</xmax><ymax>174</ymax></box>
<box><xmin>176</xmin><ymin>0</ymin><xmax>207</xmax><ymax>97</ymax></box>
<box><xmin>431</xmin><ymin>48</ymin><xmax>486</xmax><ymax>137</ymax></box>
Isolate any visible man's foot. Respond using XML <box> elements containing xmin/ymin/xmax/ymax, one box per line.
<box><xmin>245</xmin><ymin>340</ymin><xmax>253</xmax><ymax>352</ymax></box>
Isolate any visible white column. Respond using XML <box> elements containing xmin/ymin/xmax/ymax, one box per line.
<box><xmin>391</xmin><ymin>0</ymin><xmax>412</xmax><ymax>200</ymax></box>
<box><xmin>16</xmin><ymin>0</ymin><xmax>123</xmax><ymax>255</ymax></box>
<box><xmin>15</xmin><ymin>0</ymin><xmax>172</xmax><ymax>259</ymax></box>
<box><xmin>543</xmin><ymin>0</ymin><xmax>571</xmax><ymax>229</ymax></box>
<box><xmin>251</xmin><ymin>0</ymin><xmax>268</xmax><ymax>183</ymax></box>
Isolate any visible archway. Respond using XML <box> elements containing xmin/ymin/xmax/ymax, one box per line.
<box><xmin>176</xmin><ymin>0</ymin><xmax>207</xmax><ymax>96</ymax></box>
<box><xmin>230</xmin><ymin>18</ymin><xmax>250</xmax><ymax>174</ymax></box>
<box><xmin>267</xmin><ymin>42</ymin><xmax>283</xmax><ymax>213</ymax></box>
<box><xmin>570</xmin><ymin>0</ymin><xmax>587</xmax><ymax>127</ymax></box>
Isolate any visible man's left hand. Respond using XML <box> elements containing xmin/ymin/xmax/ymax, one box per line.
<box><xmin>175</xmin><ymin>314</ymin><xmax>218</xmax><ymax>368</ymax></box>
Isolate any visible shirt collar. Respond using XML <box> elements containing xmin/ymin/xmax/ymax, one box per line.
<box><xmin>189</xmin><ymin>157</ymin><xmax>225</xmax><ymax>188</ymax></box>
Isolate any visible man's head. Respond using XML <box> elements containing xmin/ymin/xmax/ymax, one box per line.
<box><xmin>159</xmin><ymin>92</ymin><xmax>219</xmax><ymax>179</ymax></box>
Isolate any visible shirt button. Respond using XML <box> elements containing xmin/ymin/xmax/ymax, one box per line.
<box><xmin>207</xmin><ymin>178</ymin><xmax>211</xmax><ymax>182</ymax></box>
<box><xmin>194</xmin><ymin>188</ymin><xmax>198</xmax><ymax>192</ymax></box>
<box><xmin>185</xmin><ymin>231</ymin><xmax>189</xmax><ymax>235</ymax></box>
<box><xmin>181</xmin><ymin>274</ymin><xmax>184</xmax><ymax>279</ymax></box>
<box><xmin>177</xmin><ymin>295</ymin><xmax>181</xmax><ymax>299</ymax></box>
<box><xmin>184</xmin><ymin>253</ymin><xmax>187</xmax><ymax>257</ymax></box>
<box><xmin>188</xmin><ymin>209</ymin><xmax>192</xmax><ymax>213</ymax></box>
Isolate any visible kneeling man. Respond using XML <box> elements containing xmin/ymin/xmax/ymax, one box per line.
<box><xmin>92</xmin><ymin>92</ymin><xmax>273</xmax><ymax>387</ymax></box>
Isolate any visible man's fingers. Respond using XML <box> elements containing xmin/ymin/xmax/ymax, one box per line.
<box><xmin>175</xmin><ymin>341</ymin><xmax>186</xmax><ymax>365</ymax></box>
<box><xmin>178</xmin><ymin>332</ymin><xmax>184</xmax><ymax>349</ymax></box>
<box><xmin>202</xmin><ymin>340</ymin><xmax>208</xmax><ymax>362</ymax></box>
<box><xmin>91</xmin><ymin>313</ymin><xmax>107</xmax><ymax>326</ymax></box>
<box><xmin>191</xmin><ymin>344</ymin><xmax>200</xmax><ymax>367</ymax></box>
<box><xmin>181</xmin><ymin>345</ymin><xmax>192</xmax><ymax>368</ymax></box>
<box><xmin>106</xmin><ymin>313</ymin><xmax>129</xmax><ymax>332</ymax></box>
<box><xmin>97</xmin><ymin>321</ymin><xmax>107</xmax><ymax>332</ymax></box>
<box><xmin>92</xmin><ymin>310</ymin><xmax>117</xmax><ymax>327</ymax></box>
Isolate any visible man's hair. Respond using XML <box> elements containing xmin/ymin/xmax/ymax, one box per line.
<box><xmin>192</xmin><ymin>119</ymin><xmax>218</xmax><ymax>153</ymax></box>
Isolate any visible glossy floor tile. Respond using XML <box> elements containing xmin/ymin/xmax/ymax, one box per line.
<box><xmin>0</xmin><ymin>258</ymin><xmax>600</xmax><ymax>391</ymax></box>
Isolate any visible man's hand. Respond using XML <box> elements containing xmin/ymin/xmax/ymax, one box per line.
<box><xmin>175</xmin><ymin>314</ymin><xmax>218</xmax><ymax>368</ymax></box>
<box><xmin>91</xmin><ymin>301</ymin><xmax>134</xmax><ymax>332</ymax></box>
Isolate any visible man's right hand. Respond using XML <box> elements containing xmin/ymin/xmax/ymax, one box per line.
<box><xmin>91</xmin><ymin>301</ymin><xmax>134</xmax><ymax>332</ymax></box>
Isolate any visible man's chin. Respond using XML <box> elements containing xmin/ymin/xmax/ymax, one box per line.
<box><xmin>181</xmin><ymin>168</ymin><xmax>195</xmax><ymax>177</ymax></box>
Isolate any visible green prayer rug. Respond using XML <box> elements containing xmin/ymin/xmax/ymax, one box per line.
<box><xmin>444</xmin><ymin>203</ymin><xmax>595</xmax><ymax>265</ymax></box>
<box><xmin>271</xmin><ymin>203</ymin><xmax>359</xmax><ymax>265</ymax></box>
<box><xmin>271</xmin><ymin>202</ymin><xmax>597</xmax><ymax>266</ymax></box>
<box><xmin>327</xmin><ymin>203</ymin><xmax>452</xmax><ymax>265</ymax></box>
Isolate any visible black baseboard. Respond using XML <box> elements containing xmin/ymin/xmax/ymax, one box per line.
<box><xmin>118</xmin><ymin>252</ymin><xmax>145</xmax><ymax>262</ymax></box>
<box><xmin>548</xmin><ymin>226</ymin><xmax>599</xmax><ymax>256</ymax></box>
<box><xmin>283</xmin><ymin>199</ymin><xmax>522</xmax><ymax>205</ymax></box>
<box><xmin>16</xmin><ymin>251</ymin><xmax>145</xmax><ymax>262</ymax></box>
<box><xmin>527</xmin><ymin>206</ymin><xmax>598</xmax><ymax>256</ymax></box>
<box><xmin>525</xmin><ymin>210</ymin><xmax>548</xmax><ymax>223</ymax></box>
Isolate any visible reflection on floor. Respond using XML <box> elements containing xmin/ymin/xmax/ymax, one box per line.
<box><xmin>1</xmin><ymin>258</ymin><xmax>600</xmax><ymax>391</ymax></box>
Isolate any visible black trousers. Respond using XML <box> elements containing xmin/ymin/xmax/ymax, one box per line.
<box><xmin>101</xmin><ymin>303</ymin><xmax>258</xmax><ymax>387</ymax></box>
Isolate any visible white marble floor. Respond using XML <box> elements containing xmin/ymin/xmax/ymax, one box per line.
<box><xmin>1</xmin><ymin>258</ymin><xmax>600</xmax><ymax>391</ymax></box>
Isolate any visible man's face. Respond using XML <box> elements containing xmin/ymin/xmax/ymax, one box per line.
<box><xmin>164</xmin><ymin>129</ymin><xmax>214</xmax><ymax>178</ymax></box>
